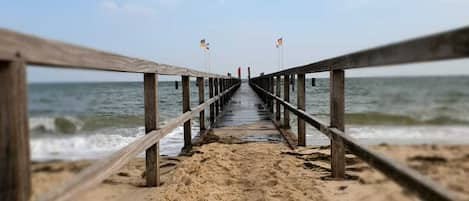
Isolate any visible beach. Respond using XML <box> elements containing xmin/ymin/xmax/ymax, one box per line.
<box><xmin>31</xmin><ymin>133</ymin><xmax>469</xmax><ymax>201</ymax></box>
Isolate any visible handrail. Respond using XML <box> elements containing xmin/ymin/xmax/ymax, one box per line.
<box><xmin>248</xmin><ymin>26</ymin><xmax>469</xmax><ymax>201</ymax></box>
<box><xmin>250</xmin><ymin>83</ymin><xmax>456</xmax><ymax>201</ymax></box>
<box><xmin>257</xmin><ymin>26</ymin><xmax>469</xmax><ymax>78</ymax></box>
<box><xmin>37</xmin><ymin>83</ymin><xmax>240</xmax><ymax>201</ymax></box>
<box><xmin>0</xmin><ymin>28</ymin><xmax>241</xmax><ymax>201</ymax></box>
<box><xmin>0</xmin><ymin>28</ymin><xmax>230</xmax><ymax>78</ymax></box>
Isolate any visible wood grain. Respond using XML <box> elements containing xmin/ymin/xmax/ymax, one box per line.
<box><xmin>0</xmin><ymin>28</ymin><xmax>230</xmax><ymax>78</ymax></box>
<box><xmin>252</xmin><ymin>26</ymin><xmax>469</xmax><ymax>78</ymax></box>
<box><xmin>0</xmin><ymin>60</ymin><xmax>30</xmax><ymax>201</ymax></box>
<box><xmin>197</xmin><ymin>77</ymin><xmax>205</xmax><ymax>130</ymax></box>
<box><xmin>275</xmin><ymin>76</ymin><xmax>281</xmax><ymax>121</ymax></box>
<box><xmin>209</xmin><ymin>78</ymin><xmax>214</xmax><ymax>125</ymax></box>
<box><xmin>37</xmin><ymin>82</ymin><xmax>240</xmax><ymax>201</ymax></box>
<box><xmin>251</xmin><ymin>82</ymin><xmax>457</xmax><ymax>201</ymax></box>
<box><xmin>297</xmin><ymin>74</ymin><xmax>306</xmax><ymax>146</ymax></box>
<box><xmin>182</xmin><ymin>76</ymin><xmax>191</xmax><ymax>148</ymax></box>
<box><xmin>283</xmin><ymin>75</ymin><xmax>290</xmax><ymax>128</ymax></box>
<box><xmin>143</xmin><ymin>73</ymin><xmax>160</xmax><ymax>187</ymax></box>
<box><xmin>330</xmin><ymin>70</ymin><xmax>345</xmax><ymax>179</ymax></box>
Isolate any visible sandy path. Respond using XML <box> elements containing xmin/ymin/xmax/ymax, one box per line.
<box><xmin>30</xmin><ymin>122</ymin><xmax>469</xmax><ymax>201</ymax></box>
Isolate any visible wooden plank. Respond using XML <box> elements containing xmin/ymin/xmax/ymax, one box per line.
<box><xmin>297</xmin><ymin>74</ymin><xmax>306</xmax><ymax>146</ymax></box>
<box><xmin>197</xmin><ymin>77</ymin><xmax>205</xmax><ymax>130</ymax></box>
<box><xmin>37</xmin><ymin>81</ymin><xmax>240</xmax><ymax>201</ymax></box>
<box><xmin>330</xmin><ymin>70</ymin><xmax>345</xmax><ymax>179</ymax></box>
<box><xmin>0</xmin><ymin>28</ymin><xmax>230</xmax><ymax>78</ymax></box>
<box><xmin>329</xmin><ymin>128</ymin><xmax>457</xmax><ymax>201</ymax></box>
<box><xmin>143</xmin><ymin>73</ymin><xmax>160</xmax><ymax>187</ymax></box>
<box><xmin>182</xmin><ymin>76</ymin><xmax>191</xmax><ymax>148</ymax></box>
<box><xmin>283</xmin><ymin>75</ymin><xmax>290</xmax><ymax>128</ymax></box>
<box><xmin>254</xmin><ymin>26</ymin><xmax>469</xmax><ymax>78</ymax></box>
<box><xmin>209</xmin><ymin>78</ymin><xmax>214</xmax><ymax>125</ymax></box>
<box><xmin>250</xmin><ymin>82</ymin><xmax>457</xmax><ymax>201</ymax></box>
<box><xmin>275</xmin><ymin>76</ymin><xmax>281</xmax><ymax>121</ymax></box>
<box><xmin>0</xmin><ymin>59</ymin><xmax>30</xmax><ymax>201</ymax></box>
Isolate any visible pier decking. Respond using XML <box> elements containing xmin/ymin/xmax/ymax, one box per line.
<box><xmin>2</xmin><ymin>26</ymin><xmax>469</xmax><ymax>201</ymax></box>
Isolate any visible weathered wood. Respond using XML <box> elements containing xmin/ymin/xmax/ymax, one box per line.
<box><xmin>209</xmin><ymin>78</ymin><xmax>215</xmax><ymax>125</ymax></box>
<box><xmin>297</xmin><ymin>74</ymin><xmax>306</xmax><ymax>146</ymax></box>
<box><xmin>330</xmin><ymin>70</ymin><xmax>345</xmax><ymax>179</ymax></box>
<box><xmin>269</xmin><ymin>77</ymin><xmax>274</xmax><ymax>113</ymax></box>
<box><xmin>37</xmin><ymin>81</ymin><xmax>240</xmax><ymax>201</ymax></box>
<box><xmin>197</xmin><ymin>77</ymin><xmax>205</xmax><ymax>130</ymax></box>
<box><xmin>275</xmin><ymin>76</ymin><xmax>281</xmax><ymax>121</ymax></box>
<box><xmin>251</xmin><ymin>83</ymin><xmax>329</xmax><ymax>134</ymax></box>
<box><xmin>143</xmin><ymin>73</ymin><xmax>160</xmax><ymax>187</ymax></box>
<box><xmin>215</xmin><ymin>79</ymin><xmax>220</xmax><ymax>116</ymax></box>
<box><xmin>0</xmin><ymin>29</ymin><xmax>231</xmax><ymax>78</ymax></box>
<box><xmin>329</xmin><ymin>128</ymin><xmax>457</xmax><ymax>201</ymax></box>
<box><xmin>283</xmin><ymin>75</ymin><xmax>290</xmax><ymax>128</ymax></box>
<box><xmin>251</xmin><ymin>82</ymin><xmax>457</xmax><ymax>201</ymax></box>
<box><xmin>254</xmin><ymin>26</ymin><xmax>469</xmax><ymax>78</ymax></box>
<box><xmin>219</xmin><ymin>78</ymin><xmax>224</xmax><ymax>108</ymax></box>
<box><xmin>0</xmin><ymin>59</ymin><xmax>30</xmax><ymax>201</ymax></box>
<box><xmin>182</xmin><ymin>76</ymin><xmax>191</xmax><ymax>148</ymax></box>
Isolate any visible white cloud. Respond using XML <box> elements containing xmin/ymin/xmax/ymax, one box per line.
<box><xmin>98</xmin><ymin>0</ymin><xmax>156</xmax><ymax>17</ymax></box>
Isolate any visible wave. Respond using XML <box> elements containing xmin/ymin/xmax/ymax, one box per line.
<box><xmin>345</xmin><ymin>112</ymin><xmax>469</xmax><ymax>125</ymax></box>
<box><xmin>30</xmin><ymin>125</ymin><xmax>200</xmax><ymax>161</ymax></box>
<box><xmin>30</xmin><ymin>115</ymin><xmax>144</xmax><ymax>134</ymax></box>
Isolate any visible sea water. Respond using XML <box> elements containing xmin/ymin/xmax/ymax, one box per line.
<box><xmin>28</xmin><ymin>77</ymin><xmax>469</xmax><ymax>161</ymax></box>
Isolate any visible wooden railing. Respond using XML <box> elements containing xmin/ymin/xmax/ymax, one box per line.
<box><xmin>250</xmin><ymin>26</ymin><xmax>469</xmax><ymax>201</ymax></box>
<box><xmin>0</xmin><ymin>28</ymin><xmax>241</xmax><ymax>201</ymax></box>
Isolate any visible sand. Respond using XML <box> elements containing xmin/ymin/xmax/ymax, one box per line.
<box><xmin>31</xmin><ymin>127</ymin><xmax>469</xmax><ymax>201</ymax></box>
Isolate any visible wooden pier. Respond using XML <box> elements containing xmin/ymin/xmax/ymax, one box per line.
<box><xmin>1</xmin><ymin>26</ymin><xmax>469</xmax><ymax>201</ymax></box>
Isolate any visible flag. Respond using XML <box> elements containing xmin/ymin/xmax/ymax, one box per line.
<box><xmin>200</xmin><ymin>39</ymin><xmax>210</xmax><ymax>51</ymax></box>
<box><xmin>276</xmin><ymin>37</ymin><xmax>283</xmax><ymax>47</ymax></box>
<box><xmin>200</xmin><ymin>39</ymin><xmax>206</xmax><ymax>49</ymax></box>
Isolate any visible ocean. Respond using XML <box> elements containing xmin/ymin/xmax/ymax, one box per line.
<box><xmin>28</xmin><ymin>76</ymin><xmax>469</xmax><ymax>161</ymax></box>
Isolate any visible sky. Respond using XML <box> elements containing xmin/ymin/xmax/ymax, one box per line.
<box><xmin>1</xmin><ymin>0</ymin><xmax>469</xmax><ymax>82</ymax></box>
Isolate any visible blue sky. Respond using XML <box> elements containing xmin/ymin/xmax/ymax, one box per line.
<box><xmin>1</xmin><ymin>0</ymin><xmax>469</xmax><ymax>82</ymax></box>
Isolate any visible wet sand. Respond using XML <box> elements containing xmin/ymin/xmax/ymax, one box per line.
<box><xmin>31</xmin><ymin>126</ymin><xmax>469</xmax><ymax>201</ymax></box>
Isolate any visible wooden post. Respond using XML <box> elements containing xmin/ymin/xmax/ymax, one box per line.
<box><xmin>297</xmin><ymin>74</ymin><xmax>306</xmax><ymax>146</ymax></box>
<box><xmin>197</xmin><ymin>77</ymin><xmax>205</xmax><ymax>131</ymax></box>
<box><xmin>269</xmin><ymin>77</ymin><xmax>274</xmax><ymax>113</ymax></box>
<box><xmin>209</xmin><ymin>78</ymin><xmax>215</xmax><ymax>125</ymax></box>
<box><xmin>144</xmin><ymin>73</ymin><xmax>160</xmax><ymax>187</ymax></box>
<box><xmin>291</xmin><ymin>74</ymin><xmax>295</xmax><ymax>92</ymax></box>
<box><xmin>215</xmin><ymin>78</ymin><xmax>219</xmax><ymax>116</ymax></box>
<box><xmin>0</xmin><ymin>60</ymin><xmax>30</xmax><ymax>201</ymax></box>
<box><xmin>219</xmin><ymin>78</ymin><xmax>224</xmax><ymax>108</ymax></box>
<box><xmin>330</xmin><ymin>69</ymin><xmax>345</xmax><ymax>178</ymax></box>
<box><xmin>182</xmin><ymin>76</ymin><xmax>191</xmax><ymax>148</ymax></box>
<box><xmin>283</xmin><ymin>75</ymin><xmax>290</xmax><ymax>128</ymax></box>
<box><xmin>275</xmin><ymin>76</ymin><xmax>281</xmax><ymax>121</ymax></box>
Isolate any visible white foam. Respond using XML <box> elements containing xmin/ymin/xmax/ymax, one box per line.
<box><xmin>30</xmin><ymin>124</ymin><xmax>200</xmax><ymax>161</ymax></box>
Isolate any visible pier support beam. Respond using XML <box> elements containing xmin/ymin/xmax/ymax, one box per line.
<box><xmin>297</xmin><ymin>74</ymin><xmax>306</xmax><ymax>146</ymax></box>
<box><xmin>283</xmin><ymin>75</ymin><xmax>290</xmax><ymax>128</ymax></box>
<box><xmin>269</xmin><ymin>77</ymin><xmax>274</xmax><ymax>113</ymax></box>
<box><xmin>215</xmin><ymin>79</ymin><xmax>219</xmax><ymax>116</ymax></box>
<box><xmin>209</xmin><ymin>78</ymin><xmax>214</xmax><ymax>125</ymax></box>
<box><xmin>197</xmin><ymin>77</ymin><xmax>205</xmax><ymax>131</ymax></box>
<box><xmin>182</xmin><ymin>76</ymin><xmax>191</xmax><ymax>149</ymax></box>
<box><xmin>275</xmin><ymin>76</ymin><xmax>281</xmax><ymax>121</ymax></box>
<box><xmin>144</xmin><ymin>73</ymin><xmax>160</xmax><ymax>187</ymax></box>
<box><xmin>330</xmin><ymin>69</ymin><xmax>345</xmax><ymax>178</ymax></box>
<box><xmin>0</xmin><ymin>60</ymin><xmax>30</xmax><ymax>201</ymax></box>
